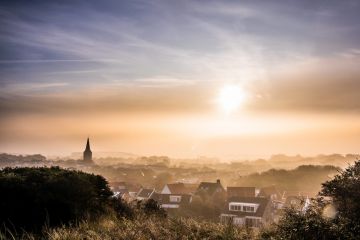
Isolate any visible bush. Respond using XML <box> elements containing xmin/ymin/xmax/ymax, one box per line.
<box><xmin>0</xmin><ymin>167</ymin><xmax>114</xmax><ymax>232</ymax></box>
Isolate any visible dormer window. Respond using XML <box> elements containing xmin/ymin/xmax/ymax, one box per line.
<box><xmin>230</xmin><ymin>205</ymin><xmax>242</xmax><ymax>211</ymax></box>
<box><xmin>243</xmin><ymin>206</ymin><xmax>255</xmax><ymax>212</ymax></box>
<box><xmin>229</xmin><ymin>202</ymin><xmax>258</xmax><ymax>212</ymax></box>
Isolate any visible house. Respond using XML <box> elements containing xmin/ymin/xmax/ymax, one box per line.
<box><xmin>227</xmin><ymin>187</ymin><xmax>256</xmax><ymax>198</ymax></box>
<box><xmin>136</xmin><ymin>188</ymin><xmax>155</xmax><ymax>200</ymax></box>
<box><xmin>195</xmin><ymin>179</ymin><xmax>226</xmax><ymax>206</ymax></box>
<box><xmin>152</xmin><ymin>193</ymin><xmax>192</xmax><ymax>209</ymax></box>
<box><xmin>196</xmin><ymin>179</ymin><xmax>225</xmax><ymax>196</ymax></box>
<box><xmin>220</xmin><ymin>197</ymin><xmax>272</xmax><ymax>228</ymax></box>
<box><xmin>161</xmin><ymin>183</ymin><xmax>197</xmax><ymax>195</ymax></box>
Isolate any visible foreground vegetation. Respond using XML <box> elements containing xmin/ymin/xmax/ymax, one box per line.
<box><xmin>44</xmin><ymin>215</ymin><xmax>254</xmax><ymax>240</ymax></box>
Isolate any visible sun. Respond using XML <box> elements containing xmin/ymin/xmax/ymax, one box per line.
<box><xmin>217</xmin><ymin>85</ymin><xmax>247</xmax><ymax>114</ymax></box>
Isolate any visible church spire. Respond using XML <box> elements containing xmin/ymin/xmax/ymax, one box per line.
<box><xmin>85</xmin><ymin>137</ymin><xmax>91</xmax><ymax>151</ymax></box>
<box><xmin>83</xmin><ymin>137</ymin><xmax>93</xmax><ymax>163</ymax></box>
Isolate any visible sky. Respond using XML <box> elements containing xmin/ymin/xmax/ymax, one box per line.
<box><xmin>1</xmin><ymin>0</ymin><xmax>360</xmax><ymax>159</ymax></box>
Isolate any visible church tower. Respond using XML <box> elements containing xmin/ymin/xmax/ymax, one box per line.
<box><xmin>83</xmin><ymin>137</ymin><xmax>93</xmax><ymax>163</ymax></box>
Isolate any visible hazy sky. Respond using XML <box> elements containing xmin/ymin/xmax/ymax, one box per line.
<box><xmin>1</xmin><ymin>0</ymin><xmax>360</xmax><ymax>158</ymax></box>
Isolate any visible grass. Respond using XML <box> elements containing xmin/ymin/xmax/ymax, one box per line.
<box><xmin>1</xmin><ymin>214</ymin><xmax>255</xmax><ymax>240</ymax></box>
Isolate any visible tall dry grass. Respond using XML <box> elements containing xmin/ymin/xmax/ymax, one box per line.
<box><xmin>1</xmin><ymin>214</ymin><xmax>255</xmax><ymax>240</ymax></box>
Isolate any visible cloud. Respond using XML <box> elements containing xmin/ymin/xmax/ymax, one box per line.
<box><xmin>248</xmin><ymin>55</ymin><xmax>360</xmax><ymax>112</ymax></box>
<box><xmin>1</xmin><ymin>0</ymin><xmax>360</xmax><ymax>115</ymax></box>
<box><xmin>135</xmin><ymin>76</ymin><xmax>195</xmax><ymax>88</ymax></box>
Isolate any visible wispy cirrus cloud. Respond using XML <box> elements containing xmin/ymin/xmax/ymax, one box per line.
<box><xmin>1</xmin><ymin>0</ymin><xmax>360</xmax><ymax>105</ymax></box>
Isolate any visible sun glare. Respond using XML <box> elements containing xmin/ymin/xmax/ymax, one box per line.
<box><xmin>217</xmin><ymin>85</ymin><xmax>247</xmax><ymax>114</ymax></box>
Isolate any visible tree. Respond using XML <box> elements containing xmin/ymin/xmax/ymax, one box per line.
<box><xmin>320</xmin><ymin>160</ymin><xmax>360</xmax><ymax>238</ymax></box>
<box><xmin>260</xmin><ymin>200</ymin><xmax>339</xmax><ymax>240</ymax></box>
<box><xmin>0</xmin><ymin>167</ymin><xmax>114</xmax><ymax>232</ymax></box>
<box><xmin>260</xmin><ymin>160</ymin><xmax>360</xmax><ymax>240</ymax></box>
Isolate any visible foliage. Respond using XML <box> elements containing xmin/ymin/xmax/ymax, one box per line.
<box><xmin>140</xmin><ymin>198</ymin><xmax>167</xmax><ymax>218</ymax></box>
<box><xmin>259</xmin><ymin>202</ymin><xmax>339</xmax><ymax>240</ymax></box>
<box><xmin>0</xmin><ymin>167</ymin><xmax>114</xmax><ymax>232</ymax></box>
<box><xmin>321</xmin><ymin>161</ymin><xmax>360</xmax><ymax>221</ymax></box>
<box><xmin>320</xmin><ymin>160</ymin><xmax>360</xmax><ymax>238</ymax></box>
<box><xmin>260</xmin><ymin>160</ymin><xmax>360</xmax><ymax>240</ymax></box>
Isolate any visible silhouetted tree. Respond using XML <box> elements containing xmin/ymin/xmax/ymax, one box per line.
<box><xmin>0</xmin><ymin>167</ymin><xmax>114</xmax><ymax>232</ymax></box>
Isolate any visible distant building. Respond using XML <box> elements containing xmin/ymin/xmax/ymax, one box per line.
<box><xmin>83</xmin><ymin>138</ymin><xmax>93</xmax><ymax>163</ymax></box>
<box><xmin>220</xmin><ymin>197</ymin><xmax>272</xmax><ymax>228</ymax></box>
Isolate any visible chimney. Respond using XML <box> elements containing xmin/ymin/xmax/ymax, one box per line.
<box><xmin>216</xmin><ymin>179</ymin><xmax>220</xmax><ymax>184</ymax></box>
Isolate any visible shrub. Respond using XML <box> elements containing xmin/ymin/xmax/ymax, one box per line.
<box><xmin>0</xmin><ymin>167</ymin><xmax>113</xmax><ymax>232</ymax></box>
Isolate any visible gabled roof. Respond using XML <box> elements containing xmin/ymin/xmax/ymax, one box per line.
<box><xmin>137</xmin><ymin>188</ymin><xmax>155</xmax><ymax>198</ymax></box>
<box><xmin>197</xmin><ymin>180</ymin><xmax>225</xmax><ymax>195</ymax></box>
<box><xmin>166</xmin><ymin>183</ymin><xmax>187</xmax><ymax>194</ymax></box>
<box><xmin>258</xmin><ymin>186</ymin><xmax>282</xmax><ymax>200</ymax></box>
<box><xmin>223</xmin><ymin>197</ymin><xmax>271</xmax><ymax>217</ymax></box>
<box><xmin>165</xmin><ymin>183</ymin><xmax>197</xmax><ymax>194</ymax></box>
<box><xmin>227</xmin><ymin>187</ymin><xmax>255</xmax><ymax>198</ymax></box>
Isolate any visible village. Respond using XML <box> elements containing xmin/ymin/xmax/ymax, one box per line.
<box><xmin>109</xmin><ymin>179</ymin><xmax>311</xmax><ymax>228</ymax></box>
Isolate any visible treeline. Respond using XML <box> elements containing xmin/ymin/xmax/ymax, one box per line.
<box><xmin>234</xmin><ymin>165</ymin><xmax>340</xmax><ymax>194</ymax></box>
<box><xmin>0</xmin><ymin>153</ymin><xmax>46</xmax><ymax>168</ymax></box>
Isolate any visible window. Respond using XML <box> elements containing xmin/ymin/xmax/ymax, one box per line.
<box><xmin>246</xmin><ymin>218</ymin><xmax>261</xmax><ymax>228</ymax></box>
<box><xmin>230</xmin><ymin>203</ymin><xmax>257</xmax><ymax>212</ymax></box>
<box><xmin>243</xmin><ymin>206</ymin><xmax>255</xmax><ymax>212</ymax></box>
<box><xmin>233</xmin><ymin>218</ymin><xmax>244</xmax><ymax>225</ymax></box>
<box><xmin>230</xmin><ymin>205</ymin><xmax>241</xmax><ymax>211</ymax></box>
<box><xmin>221</xmin><ymin>215</ymin><xmax>234</xmax><ymax>224</ymax></box>
<box><xmin>170</xmin><ymin>195</ymin><xmax>181</xmax><ymax>203</ymax></box>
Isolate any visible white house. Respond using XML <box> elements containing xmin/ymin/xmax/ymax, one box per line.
<box><xmin>220</xmin><ymin>197</ymin><xmax>272</xmax><ymax>228</ymax></box>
